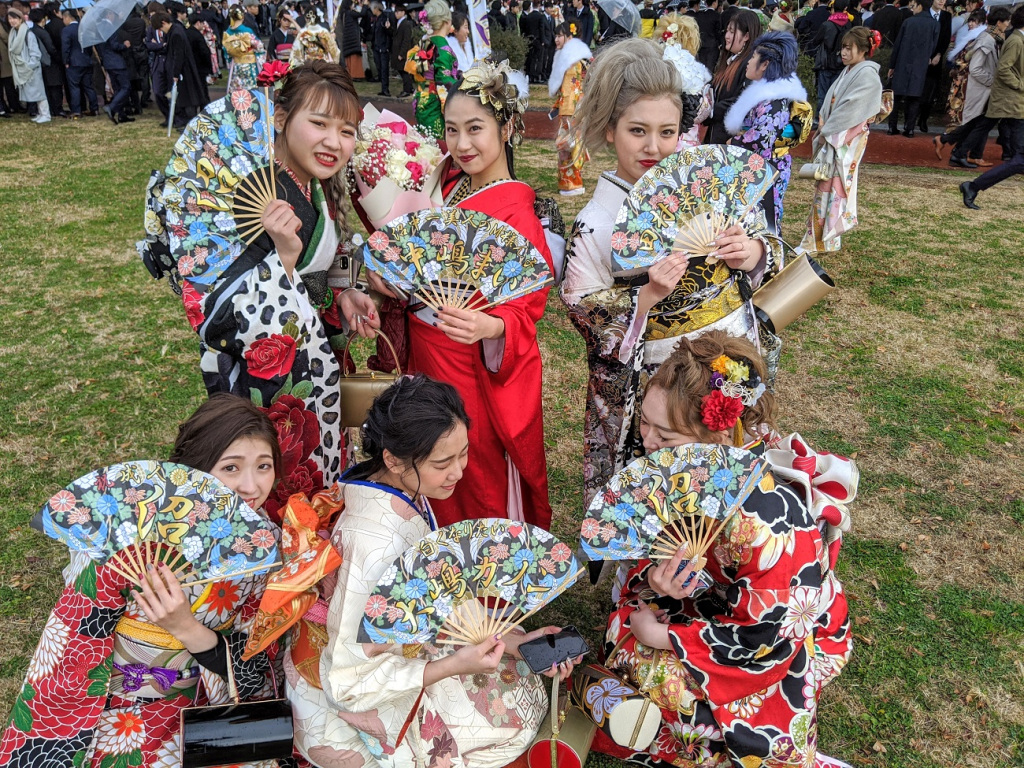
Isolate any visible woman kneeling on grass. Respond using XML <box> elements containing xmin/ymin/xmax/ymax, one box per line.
<box><xmin>288</xmin><ymin>375</ymin><xmax>575</xmax><ymax>768</ymax></box>
<box><xmin>0</xmin><ymin>394</ymin><xmax>285</xmax><ymax>768</ymax></box>
<box><xmin>600</xmin><ymin>331</ymin><xmax>858</xmax><ymax>768</ymax></box>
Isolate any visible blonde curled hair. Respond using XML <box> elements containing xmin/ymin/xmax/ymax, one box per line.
<box><xmin>647</xmin><ymin>331</ymin><xmax>777</xmax><ymax>442</ymax></box>
<box><xmin>655</xmin><ymin>13</ymin><xmax>701</xmax><ymax>56</ymax></box>
<box><xmin>424</xmin><ymin>0</ymin><xmax>451</xmax><ymax>31</ymax></box>
<box><xmin>573</xmin><ymin>38</ymin><xmax>682</xmax><ymax>153</ymax></box>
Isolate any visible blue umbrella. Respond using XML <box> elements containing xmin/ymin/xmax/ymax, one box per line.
<box><xmin>78</xmin><ymin>0</ymin><xmax>137</xmax><ymax>47</ymax></box>
<box><xmin>62</xmin><ymin>0</ymin><xmax>94</xmax><ymax>9</ymax></box>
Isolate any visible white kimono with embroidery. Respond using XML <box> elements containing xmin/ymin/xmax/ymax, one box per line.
<box><xmin>288</xmin><ymin>481</ymin><xmax>548</xmax><ymax>768</ymax></box>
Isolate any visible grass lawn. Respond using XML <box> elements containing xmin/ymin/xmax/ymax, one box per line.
<box><xmin>1</xmin><ymin>110</ymin><xmax>1022</xmax><ymax>767</ymax></box>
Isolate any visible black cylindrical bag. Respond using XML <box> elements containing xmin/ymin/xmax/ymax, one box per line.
<box><xmin>179</xmin><ymin>638</ymin><xmax>294</xmax><ymax>768</ymax></box>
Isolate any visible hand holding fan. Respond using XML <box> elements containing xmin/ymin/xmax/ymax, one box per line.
<box><xmin>362</xmin><ymin>208</ymin><xmax>553</xmax><ymax>313</ymax></box>
<box><xmin>32</xmin><ymin>461</ymin><xmax>280</xmax><ymax>589</ymax></box>
<box><xmin>358</xmin><ymin>519</ymin><xmax>583</xmax><ymax>646</ymax></box>
<box><xmin>610</xmin><ymin>145</ymin><xmax>778</xmax><ymax>278</ymax></box>
<box><xmin>579</xmin><ymin>444</ymin><xmax>767</xmax><ymax>572</ymax></box>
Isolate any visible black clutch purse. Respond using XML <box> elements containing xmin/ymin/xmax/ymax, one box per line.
<box><xmin>179</xmin><ymin>639</ymin><xmax>294</xmax><ymax>768</ymax></box>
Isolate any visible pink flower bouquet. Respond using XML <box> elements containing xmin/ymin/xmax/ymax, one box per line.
<box><xmin>353</xmin><ymin>105</ymin><xmax>445</xmax><ymax>228</ymax></box>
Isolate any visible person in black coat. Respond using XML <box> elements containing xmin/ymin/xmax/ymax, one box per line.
<box><xmin>917</xmin><ymin>0</ymin><xmax>950</xmax><ymax>132</ymax></box>
<box><xmin>390</xmin><ymin>3</ymin><xmax>415</xmax><ymax>96</ymax></box>
<box><xmin>887</xmin><ymin>0</ymin><xmax>938</xmax><ymax>136</ymax></box>
<box><xmin>120</xmin><ymin>8</ymin><xmax>148</xmax><ymax>113</ymax></box>
<box><xmin>540</xmin><ymin>0</ymin><xmax>556</xmax><ymax>79</ymax></box>
<box><xmin>809</xmin><ymin>0</ymin><xmax>850</xmax><ymax>114</ymax></box>
<box><xmin>566</xmin><ymin>0</ymin><xmax>594</xmax><ymax>46</ymax></box>
<box><xmin>152</xmin><ymin>11</ymin><xmax>205</xmax><ymax>128</ymax></box>
<box><xmin>28</xmin><ymin>8</ymin><xmax>65</xmax><ymax>117</ymax></box>
<box><xmin>693</xmin><ymin>0</ymin><xmax>723</xmax><ymax>73</ymax></box>
<box><xmin>97</xmin><ymin>23</ymin><xmax>132</xmax><ymax>123</ymax></box>
<box><xmin>335</xmin><ymin>0</ymin><xmax>364</xmax><ymax>77</ymax></box>
<box><xmin>60</xmin><ymin>9</ymin><xmax>97</xmax><ymax>116</ymax></box>
<box><xmin>868</xmin><ymin>0</ymin><xmax>903</xmax><ymax>46</ymax></box>
<box><xmin>369</xmin><ymin>1</ymin><xmax>391</xmax><ymax>96</ymax></box>
<box><xmin>795</xmin><ymin>0</ymin><xmax>829</xmax><ymax>51</ymax></box>
<box><xmin>520</xmin><ymin>1</ymin><xmax>545</xmax><ymax>82</ymax></box>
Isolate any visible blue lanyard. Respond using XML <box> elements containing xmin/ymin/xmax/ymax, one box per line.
<box><xmin>340</xmin><ymin>474</ymin><xmax>438</xmax><ymax>531</ymax></box>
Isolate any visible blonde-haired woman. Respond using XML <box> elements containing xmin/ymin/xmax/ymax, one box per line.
<box><xmin>409</xmin><ymin>0</ymin><xmax>459</xmax><ymax>140</ymax></box>
<box><xmin>222</xmin><ymin>5</ymin><xmax>266</xmax><ymax>90</ymax></box>
<box><xmin>655</xmin><ymin>12</ymin><xmax>712</xmax><ymax>149</ymax></box>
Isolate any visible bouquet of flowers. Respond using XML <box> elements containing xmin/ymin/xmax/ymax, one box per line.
<box><xmin>352</xmin><ymin>105</ymin><xmax>446</xmax><ymax>228</ymax></box>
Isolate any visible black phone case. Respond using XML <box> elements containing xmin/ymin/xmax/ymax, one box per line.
<box><xmin>518</xmin><ymin>627</ymin><xmax>590</xmax><ymax>674</ymax></box>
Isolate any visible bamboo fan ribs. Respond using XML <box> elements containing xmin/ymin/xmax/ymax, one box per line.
<box><xmin>232</xmin><ymin>162</ymin><xmax>278</xmax><ymax>246</ymax></box>
<box><xmin>105</xmin><ymin>538</ymin><xmax>193</xmax><ymax>588</ymax></box>
<box><xmin>673</xmin><ymin>209</ymin><xmax>731</xmax><ymax>263</ymax></box>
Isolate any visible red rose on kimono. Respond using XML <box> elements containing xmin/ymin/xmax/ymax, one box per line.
<box><xmin>320</xmin><ymin>288</ymin><xmax>345</xmax><ymax>329</ymax></box>
<box><xmin>266</xmin><ymin>394</ymin><xmax>320</xmax><ymax>476</ymax></box>
<box><xmin>701</xmin><ymin>390</ymin><xmax>744</xmax><ymax>432</ymax></box>
<box><xmin>277</xmin><ymin>458</ymin><xmax>324</xmax><ymax>501</ymax></box>
<box><xmin>181</xmin><ymin>281</ymin><xmax>206</xmax><ymax>332</ymax></box>
<box><xmin>245</xmin><ymin>334</ymin><xmax>297</xmax><ymax>380</ymax></box>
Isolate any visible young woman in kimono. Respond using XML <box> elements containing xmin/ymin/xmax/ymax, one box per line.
<box><xmin>702</xmin><ymin>9</ymin><xmax>761</xmax><ymax>145</ymax></box>
<box><xmin>0</xmin><ymin>395</ymin><xmax>285</xmax><ymax>768</ymax></box>
<box><xmin>654</xmin><ymin>13</ymin><xmax>712</xmax><ymax>151</ymax></box>
<box><xmin>602</xmin><ymin>332</ymin><xmax>857</xmax><ymax>768</ymax></box>
<box><xmin>366</xmin><ymin>60</ymin><xmax>555</xmax><ymax>530</ymax></box>
<box><xmin>410</xmin><ymin>0</ymin><xmax>460</xmax><ymax>141</ymax></box>
<box><xmin>725</xmin><ymin>31</ymin><xmax>808</xmax><ymax>235</ymax></box>
<box><xmin>223</xmin><ymin>6</ymin><xmax>266</xmax><ymax>90</ymax></box>
<box><xmin>288</xmin><ymin>375</ymin><xmax>576</xmax><ymax>768</ymax></box>
<box><xmin>561</xmin><ymin>37</ymin><xmax>780</xmax><ymax>512</ymax></box>
<box><xmin>547</xmin><ymin>21</ymin><xmax>592</xmax><ymax>195</ymax></box>
<box><xmin>796</xmin><ymin>27</ymin><xmax>887</xmax><ymax>254</ymax></box>
<box><xmin>183</xmin><ymin>62</ymin><xmax>378</xmax><ymax>519</ymax></box>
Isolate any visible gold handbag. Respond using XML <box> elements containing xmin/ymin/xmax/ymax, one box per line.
<box><xmin>527</xmin><ymin>676</ymin><xmax>596</xmax><ymax>768</ymax></box>
<box><xmin>338</xmin><ymin>330</ymin><xmax>401</xmax><ymax>429</ymax></box>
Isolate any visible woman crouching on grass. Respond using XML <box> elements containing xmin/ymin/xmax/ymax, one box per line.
<box><xmin>599</xmin><ymin>330</ymin><xmax>858</xmax><ymax>768</ymax></box>
<box><xmin>0</xmin><ymin>394</ymin><xmax>285</xmax><ymax>768</ymax></box>
<box><xmin>287</xmin><ymin>375</ymin><xmax>576</xmax><ymax>768</ymax></box>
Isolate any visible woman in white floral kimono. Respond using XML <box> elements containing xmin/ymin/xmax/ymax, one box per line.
<box><xmin>288</xmin><ymin>376</ymin><xmax>574</xmax><ymax>768</ymax></box>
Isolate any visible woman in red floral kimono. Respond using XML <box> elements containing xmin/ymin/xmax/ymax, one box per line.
<box><xmin>368</xmin><ymin>60</ymin><xmax>554</xmax><ymax>530</ymax></box>
<box><xmin>0</xmin><ymin>396</ymin><xmax>285</xmax><ymax>768</ymax></box>
<box><xmin>600</xmin><ymin>332</ymin><xmax>857</xmax><ymax>768</ymax></box>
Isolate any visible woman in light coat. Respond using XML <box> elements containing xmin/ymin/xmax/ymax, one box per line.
<box><xmin>5</xmin><ymin>7</ymin><xmax>49</xmax><ymax>122</ymax></box>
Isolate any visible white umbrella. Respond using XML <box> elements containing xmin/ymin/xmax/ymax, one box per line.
<box><xmin>167</xmin><ymin>81</ymin><xmax>178</xmax><ymax>137</ymax></box>
<box><xmin>595</xmin><ymin>0</ymin><xmax>641</xmax><ymax>37</ymax></box>
<box><xmin>78</xmin><ymin>0</ymin><xmax>138</xmax><ymax>48</ymax></box>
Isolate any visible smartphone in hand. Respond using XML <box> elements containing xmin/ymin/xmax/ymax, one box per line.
<box><xmin>518</xmin><ymin>626</ymin><xmax>590</xmax><ymax>675</ymax></box>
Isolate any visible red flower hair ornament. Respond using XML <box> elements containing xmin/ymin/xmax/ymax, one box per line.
<box><xmin>257</xmin><ymin>60</ymin><xmax>291</xmax><ymax>89</ymax></box>
<box><xmin>701</xmin><ymin>389</ymin><xmax>745</xmax><ymax>432</ymax></box>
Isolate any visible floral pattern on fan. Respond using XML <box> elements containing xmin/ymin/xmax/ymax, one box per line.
<box><xmin>610</xmin><ymin>145</ymin><xmax>778</xmax><ymax>277</ymax></box>
<box><xmin>358</xmin><ymin>518</ymin><xmax>580</xmax><ymax>645</ymax></box>
<box><xmin>580</xmin><ymin>443</ymin><xmax>765</xmax><ymax>562</ymax></box>
<box><xmin>362</xmin><ymin>208</ymin><xmax>553</xmax><ymax>312</ymax></box>
<box><xmin>31</xmin><ymin>460</ymin><xmax>280</xmax><ymax>584</ymax></box>
<box><xmin>162</xmin><ymin>88</ymin><xmax>275</xmax><ymax>295</ymax></box>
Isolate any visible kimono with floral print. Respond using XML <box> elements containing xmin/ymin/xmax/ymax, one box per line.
<box><xmin>600</xmin><ymin>469</ymin><xmax>851</xmax><ymax>768</ymax></box>
<box><xmin>0</xmin><ymin>553</ymin><xmax>279</xmax><ymax>768</ymax></box>
<box><xmin>411</xmin><ymin>35</ymin><xmax>459</xmax><ymax>141</ymax></box>
<box><xmin>732</xmin><ymin>98</ymin><xmax>794</xmax><ymax>236</ymax></box>
<box><xmin>288</xmin><ymin>480</ymin><xmax>549</xmax><ymax>768</ymax></box>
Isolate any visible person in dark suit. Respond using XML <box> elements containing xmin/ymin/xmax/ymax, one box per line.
<box><xmin>390</xmin><ymin>3</ymin><xmax>415</xmax><ymax>96</ymax></box>
<box><xmin>917</xmin><ymin>0</ymin><xmax>951</xmax><ymax>132</ymax></box>
<box><xmin>693</xmin><ymin>0</ymin><xmax>723</xmax><ymax>73</ymax></box>
<box><xmin>146</xmin><ymin>2</ymin><xmax>170</xmax><ymax>119</ymax></box>
<box><xmin>898</xmin><ymin>0</ymin><xmax>912</xmax><ymax>22</ymax></box>
<box><xmin>540</xmin><ymin>0</ymin><xmax>557</xmax><ymax>79</ymax></box>
<box><xmin>566</xmin><ymin>0</ymin><xmax>594</xmax><ymax>46</ymax></box>
<box><xmin>120</xmin><ymin>8</ymin><xmax>148</xmax><ymax>114</ymax></box>
<box><xmin>795</xmin><ymin>0</ymin><xmax>830</xmax><ymax>51</ymax></box>
<box><xmin>28</xmin><ymin>8</ymin><xmax>65</xmax><ymax>117</ymax></box>
<box><xmin>60</xmin><ymin>7</ymin><xmax>97</xmax><ymax>117</ymax></box>
<box><xmin>97</xmin><ymin>22</ymin><xmax>132</xmax><ymax>123</ymax></box>
<box><xmin>369</xmin><ymin>0</ymin><xmax>391</xmax><ymax>96</ymax></box>
<box><xmin>520</xmin><ymin>0</ymin><xmax>544</xmax><ymax>82</ymax></box>
<box><xmin>151</xmin><ymin>10</ymin><xmax>205</xmax><ymax>128</ymax></box>
<box><xmin>887</xmin><ymin>0</ymin><xmax>938</xmax><ymax>136</ymax></box>
<box><xmin>868</xmin><ymin>0</ymin><xmax>903</xmax><ymax>46</ymax></box>
<box><xmin>809</xmin><ymin>0</ymin><xmax>850</xmax><ymax>114</ymax></box>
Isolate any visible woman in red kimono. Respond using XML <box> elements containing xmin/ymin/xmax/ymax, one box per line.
<box><xmin>600</xmin><ymin>332</ymin><xmax>857</xmax><ymax>768</ymax></box>
<box><xmin>368</xmin><ymin>60</ymin><xmax>554</xmax><ymax>530</ymax></box>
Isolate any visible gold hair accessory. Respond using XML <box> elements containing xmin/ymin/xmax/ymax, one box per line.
<box><xmin>457</xmin><ymin>60</ymin><xmax>527</xmax><ymax>147</ymax></box>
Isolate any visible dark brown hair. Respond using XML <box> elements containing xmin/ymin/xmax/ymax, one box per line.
<box><xmin>841</xmin><ymin>25</ymin><xmax>874</xmax><ymax>54</ymax></box>
<box><xmin>169</xmin><ymin>393</ymin><xmax>282</xmax><ymax>477</ymax></box>
<box><xmin>713</xmin><ymin>9</ymin><xmax>762</xmax><ymax>92</ymax></box>
<box><xmin>647</xmin><ymin>331</ymin><xmax>777</xmax><ymax>442</ymax></box>
<box><xmin>275</xmin><ymin>60</ymin><xmax>361</xmax><ymax>245</ymax></box>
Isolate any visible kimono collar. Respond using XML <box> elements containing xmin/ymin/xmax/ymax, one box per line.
<box><xmin>548</xmin><ymin>37</ymin><xmax>593</xmax><ymax>97</ymax></box>
<box><xmin>277</xmin><ymin>161</ymin><xmax>312</xmax><ymax>202</ymax></box>
<box><xmin>341</xmin><ymin>470</ymin><xmax>438</xmax><ymax>531</ymax></box>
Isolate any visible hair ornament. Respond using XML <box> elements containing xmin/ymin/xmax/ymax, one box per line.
<box><xmin>701</xmin><ymin>353</ymin><xmax>764</xmax><ymax>432</ymax></box>
<box><xmin>258</xmin><ymin>59</ymin><xmax>291</xmax><ymax>89</ymax></box>
<box><xmin>458</xmin><ymin>60</ymin><xmax>527</xmax><ymax>147</ymax></box>
<box><xmin>569</xmin><ymin>22</ymin><xmax>577</xmax><ymax>35</ymax></box>
<box><xmin>869</xmin><ymin>29</ymin><xmax>882</xmax><ymax>56</ymax></box>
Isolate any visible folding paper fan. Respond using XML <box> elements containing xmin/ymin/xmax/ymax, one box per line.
<box><xmin>32</xmin><ymin>461</ymin><xmax>280</xmax><ymax>588</ymax></box>
<box><xmin>610</xmin><ymin>145</ymin><xmax>779</xmax><ymax>277</ymax></box>
<box><xmin>362</xmin><ymin>208</ymin><xmax>553</xmax><ymax>313</ymax></box>
<box><xmin>358</xmin><ymin>519</ymin><xmax>582</xmax><ymax>646</ymax></box>
<box><xmin>162</xmin><ymin>87</ymin><xmax>277</xmax><ymax>295</ymax></box>
<box><xmin>579</xmin><ymin>444</ymin><xmax>767</xmax><ymax>572</ymax></box>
